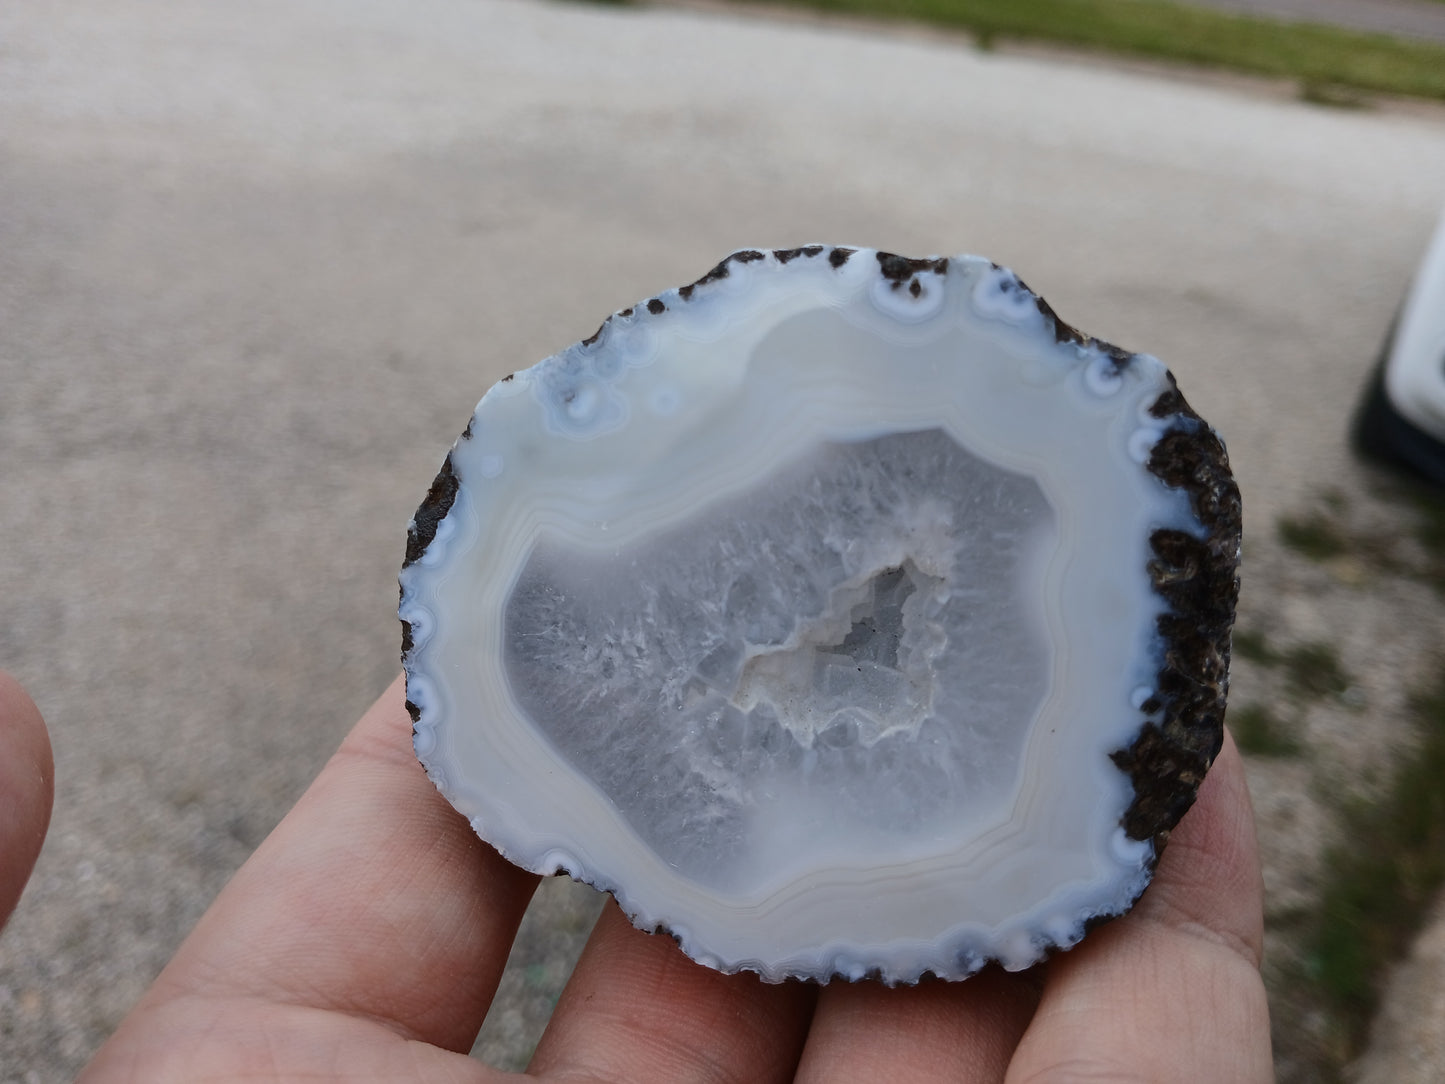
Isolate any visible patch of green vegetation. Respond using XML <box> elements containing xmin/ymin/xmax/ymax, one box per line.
<box><xmin>1303</xmin><ymin>671</ymin><xmax>1445</xmax><ymax>1057</ymax></box>
<box><xmin>1280</xmin><ymin>481</ymin><xmax>1444</xmax><ymax>591</ymax></box>
<box><xmin>1261</xmin><ymin>485</ymin><xmax>1443</xmax><ymax>1076</ymax></box>
<box><xmin>1281</xmin><ymin>641</ymin><xmax>1350</xmax><ymax>701</ymax></box>
<box><xmin>1232</xmin><ymin>627</ymin><xmax>1278</xmax><ymax>666</ymax></box>
<box><xmin>1230</xmin><ymin>702</ymin><xmax>1302</xmax><ymax>757</ymax></box>
<box><xmin>1278</xmin><ymin>511</ymin><xmax>1350</xmax><ymax>562</ymax></box>
<box><xmin>733</xmin><ymin>0</ymin><xmax>1445</xmax><ymax>101</ymax></box>
<box><xmin>1413</xmin><ymin>493</ymin><xmax>1445</xmax><ymax>552</ymax></box>
<box><xmin>1401</xmin><ymin>483</ymin><xmax>1445</xmax><ymax>593</ymax></box>
<box><xmin>1233</xmin><ymin>629</ymin><xmax>1350</xmax><ymax>704</ymax></box>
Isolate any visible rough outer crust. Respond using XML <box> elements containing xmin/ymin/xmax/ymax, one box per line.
<box><xmin>401</xmin><ymin>453</ymin><xmax>460</xmax><ymax>724</ymax></box>
<box><xmin>1112</xmin><ymin>379</ymin><xmax>1241</xmax><ymax>851</ymax></box>
<box><xmin>876</xmin><ymin>252</ymin><xmax>948</xmax><ymax>283</ymax></box>
<box><xmin>403</xmin><ymin>453</ymin><xmax>459</xmax><ymax>571</ymax></box>
<box><xmin>399</xmin><ymin>248</ymin><xmax>1242</xmax><ymax>978</ymax></box>
<box><xmin>677</xmin><ymin>249</ymin><xmax>766</xmax><ymax>299</ymax></box>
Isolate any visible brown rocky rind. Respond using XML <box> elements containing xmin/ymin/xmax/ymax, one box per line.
<box><xmin>1113</xmin><ymin>378</ymin><xmax>1241</xmax><ymax>851</ymax></box>
<box><xmin>402</xmin><ymin>453</ymin><xmax>461</xmax><ymax>726</ymax></box>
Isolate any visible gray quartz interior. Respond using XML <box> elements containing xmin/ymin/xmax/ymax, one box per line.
<box><xmin>505</xmin><ymin>428</ymin><xmax>1055</xmax><ymax>888</ymax></box>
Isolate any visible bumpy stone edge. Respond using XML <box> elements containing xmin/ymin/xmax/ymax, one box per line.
<box><xmin>1115</xmin><ymin>376</ymin><xmax>1241</xmax><ymax>853</ymax></box>
<box><xmin>397</xmin><ymin>249</ymin><xmax>1243</xmax><ymax>980</ymax></box>
<box><xmin>400</xmin><ymin>454</ymin><xmax>459</xmax><ymax>722</ymax></box>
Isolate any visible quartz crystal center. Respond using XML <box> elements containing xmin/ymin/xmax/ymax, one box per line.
<box><xmin>503</xmin><ymin>428</ymin><xmax>1056</xmax><ymax>890</ymax></box>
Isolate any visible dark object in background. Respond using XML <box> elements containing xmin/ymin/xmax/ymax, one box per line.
<box><xmin>1354</xmin><ymin>209</ymin><xmax>1445</xmax><ymax>488</ymax></box>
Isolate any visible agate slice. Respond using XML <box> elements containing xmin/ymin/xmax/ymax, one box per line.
<box><xmin>399</xmin><ymin>247</ymin><xmax>1240</xmax><ymax>983</ymax></box>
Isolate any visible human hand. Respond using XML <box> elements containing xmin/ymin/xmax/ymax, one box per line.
<box><xmin>79</xmin><ymin>675</ymin><xmax>1271</xmax><ymax>1082</ymax></box>
<box><xmin>0</xmin><ymin>671</ymin><xmax>53</xmax><ymax>933</ymax></box>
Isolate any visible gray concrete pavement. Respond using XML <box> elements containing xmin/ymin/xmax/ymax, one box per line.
<box><xmin>2</xmin><ymin>0</ymin><xmax>1444</xmax><ymax>1078</ymax></box>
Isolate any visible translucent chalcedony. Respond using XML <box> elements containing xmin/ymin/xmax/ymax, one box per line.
<box><xmin>400</xmin><ymin>246</ymin><xmax>1238</xmax><ymax>983</ymax></box>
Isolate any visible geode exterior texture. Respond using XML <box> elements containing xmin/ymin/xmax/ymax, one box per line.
<box><xmin>400</xmin><ymin>247</ymin><xmax>1241</xmax><ymax>984</ymax></box>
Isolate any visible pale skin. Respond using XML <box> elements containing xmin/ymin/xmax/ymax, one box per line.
<box><xmin>0</xmin><ymin>671</ymin><xmax>1272</xmax><ymax>1081</ymax></box>
<box><xmin>0</xmin><ymin>673</ymin><xmax>53</xmax><ymax>937</ymax></box>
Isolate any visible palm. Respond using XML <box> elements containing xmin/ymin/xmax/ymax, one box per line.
<box><xmin>77</xmin><ymin>679</ymin><xmax>1271</xmax><ymax>1082</ymax></box>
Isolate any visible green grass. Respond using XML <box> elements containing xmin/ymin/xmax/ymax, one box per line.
<box><xmin>1228</xmin><ymin>630</ymin><xmax>1339</xmax><ymax>757</ymax></box>
<box><xmin>1305</xmin><ymin>672</ymin><xmax>1445</xmax><ymax>1055</ymax></box>
<box><xmin>1400</xmin><ymin>482</ymin><xmax>1445</xmax><ymax>592</ymax></box>
<box><xmin>1281</xmin><ymin>641</ymin><xmax>1351</xmax><ymax>701</ymax></box>
<box><xmin>733</xmin><ymin>0</ymin><xmax>1445</xmax><ymax>102</ymax></box>
<box><xmin>1233</xmin><ymin>628</ymin><xmax>1350</xmax><ymax>704</ymax></box>
<box><xmin>1230</xmin><ymin>702</ymin><xmax>1302</xmax><ymax>757</ymax></box>
<box><xmin>1278</xmin><ymin>512</ymin><xmax>1351</xmax><ymax>561</ymax></box>
<box><xmin>1262</xmin><ymin>488</ymin><xmax>1445</xmax><ymax>1075</ymax></box>
<box><xmin>1232</xmin><ymin>627</ymin><xmax>1278</xmax><ymax>666</ymax></box>
<box><xmin>1415</xmin><ymin>492</ymin><xmax>1445</xmax><ymax>553</ymax></box>
<box><xmin>1277</xmin><ymin>484</ymin><xmax>1445</xmax><ymax>592</ymax></box>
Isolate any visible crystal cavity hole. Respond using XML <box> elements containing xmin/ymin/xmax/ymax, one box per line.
<box><xmin>732</xmin><ymin>559</ymin><xmax>946</xmax><ymax>748</ymax></box>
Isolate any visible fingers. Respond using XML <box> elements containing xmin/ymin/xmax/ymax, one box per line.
<box><xmin>1005</xmin><ymin>731</ymin><xmax>1272</xmax><ymax>1083</ymax></box>
<box><xmin>0</xmin><ymin>671</ymin><xmax>54</xmax><ymax>931</ymax></box>
<box><xmin>529</xmin><ymin>901</ymin><xmax>817</xmax><ymax>1084</ymax></box>
<box><xmin>101</xmin><ymin>675</ymin><xmax>539</xmax><ymax>1054</ymax></box>
<box><xmin>794</xmin><ymin>967</ymin><xmax>1042</xmax><ymax>1083</ymax></box>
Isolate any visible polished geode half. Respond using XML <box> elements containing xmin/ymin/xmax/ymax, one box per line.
<box><xmin>400</xmin><ymin>247</ymin><xmax>1240</xmax><ymax>983</ymax></box>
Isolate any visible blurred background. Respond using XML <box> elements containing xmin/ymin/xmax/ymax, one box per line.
<box><xmin>2</xmin><ymin>0</ymin><xmax>1444</xmax><ymax>1080</ymax></box>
